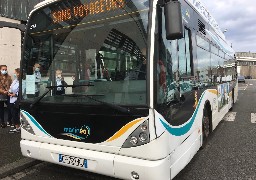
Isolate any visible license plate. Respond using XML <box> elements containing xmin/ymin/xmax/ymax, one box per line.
<box><xmin>59</xmin><ymin>154</ymin><xmax>87</xmax><ymax>168</ymax></box>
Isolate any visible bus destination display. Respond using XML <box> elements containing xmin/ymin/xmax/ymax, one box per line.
<box><xmin>52</xmin><ymin>0</ymin><xmax>125</xmax><ymax>24</ymax></box>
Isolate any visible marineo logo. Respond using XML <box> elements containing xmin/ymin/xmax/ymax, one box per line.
<box><xmin>61</xmin><ymin>125</ymin><xmax>91</xmax><ymax>140</ymax></box>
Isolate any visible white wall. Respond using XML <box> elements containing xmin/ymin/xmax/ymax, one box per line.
<box><xmin>0</xmin><ymin>17</ymin><xmax>21</xmax><ymax>77</ymax></box>
<box><xmin>237</xmin><ymin>66</ymin><xmax>241</xmax><ymax>76</ymax></box>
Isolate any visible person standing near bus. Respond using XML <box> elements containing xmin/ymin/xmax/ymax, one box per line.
<box><xmin>54</xmin><ymin>69</ymin><xmax>67</xmax><ymax>95</ymax></box>
<box><xmin>33</xmin><ymin>63</ymin><xmax>41</xmax><ymax>97</ymax></box>
<box><xmin>96</xmin><ymin>52</ymin><xmax>104</xmax><ymax>79</ymax></box>
<box><xmin>8</xmin><ymin>68</ymin><xmax>20</xmax><ymax>133</ymax></box>
<box><xmin>0</xmin><ymin>65</ymin><xmax>12</xmax><ymax>128</ymax></box>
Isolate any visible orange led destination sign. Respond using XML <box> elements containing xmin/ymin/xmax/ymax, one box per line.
<box><xmin>52</xmin><ymin>0</ymin><xmax>125</xmax><ymax>23</ymax></box>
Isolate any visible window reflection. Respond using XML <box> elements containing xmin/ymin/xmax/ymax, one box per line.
<box><xmin>196</xmin><ymin>47</ymin><xmax>211</xmax><ymax>87</ymax></box>
<box><xmin>22</xmin><ymin>0</ymin><xmax>149</xmax><ymax>106</ymax></box>
<box><xmin>155</xmin><ymin>6</ymin><xmax>194</xmax><ymax>125</ymax></box>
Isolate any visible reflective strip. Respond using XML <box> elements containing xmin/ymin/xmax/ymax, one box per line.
<box><xmin>208</xmin><ymin>89</ymin><xmax>217</xmax><ymax>95</ymax></box>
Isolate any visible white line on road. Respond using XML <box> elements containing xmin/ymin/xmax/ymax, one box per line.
<box><xmin>244</xmin><ymin>84</ymin><xmax>248</xmax><ymax>90</ymax></box>
<box><xmin>251</xmin><ymin>113</ymin><xmax>256</xmax><ymax>123</ymax></box>
<box><xmin>238</xmin><ymin>84</ymin><xmax>248</xmax><ymax>91</ymax></box>
<box><xmin>223</xmin><ymin>112</ymin><xmax>237</xmax><ymax>121</ymax></box>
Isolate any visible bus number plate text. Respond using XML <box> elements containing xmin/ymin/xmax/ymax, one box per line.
<box><xmin>59</xmin><ymin>154</ymin><xmax>87</xmax><ymax>168</ymax></box>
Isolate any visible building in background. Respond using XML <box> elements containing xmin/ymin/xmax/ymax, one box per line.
<box><xmin>0</xmin><ymin>0</ymin><xmax>42</xmax><ymax>21</ymax></box>
<box><xmin>236</xmin><ymin>52</ymin><xmax>256</xmax><ymax>79</ymax></box>
<box><xmin>0</xmin><ymin>17</ymin><xmax>21</xmax><ymax>73</ymax></box>
<box><xmin>0</xmin><ymin>0</ymin><xmax>44</xmax><ymax>75</ymax></box>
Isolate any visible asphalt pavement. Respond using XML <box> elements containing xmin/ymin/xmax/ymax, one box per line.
<box><xmin>0</xmin><ymin>109</ymin><xmax>39</xmax><ymax>179</ymax></box>
<box><xmin>0</xmin><ymin>119</ymin><xmax>22</xmax><ymax>167</ymax></box>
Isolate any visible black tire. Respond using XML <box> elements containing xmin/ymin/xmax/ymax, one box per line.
<box><xmin>201</xmin><ymin>108</ymin><xmax>210</xmax><ymax>149</ymax></box>
<box><xmin>229</xmin><ymin>89</ymin><xmax>235</xmax><ymax>111</ymax></box>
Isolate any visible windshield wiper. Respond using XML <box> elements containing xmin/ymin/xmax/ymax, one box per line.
<box><xmin>46</xmin><ymin>84</ymin><xmax>94</xmax><ymax>89</ymax></box>
<box><xmin>30</xmin><ymin>84</ymin><xmax>93</xmax><ymax>109</ymax></box>
<box><xmin>64</xmin><ymin>94</ymin><xmax>131</xmax><ymax>114</ymax></box>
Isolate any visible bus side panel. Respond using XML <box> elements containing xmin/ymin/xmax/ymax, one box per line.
<box><xmin>170</xmin><ymin>129</ymin><xmax>201</xmax><ymax>179</ymax></box>
<box><xmin>212</xmin><ymin>105</ymin><xmax>229</xmax><ymax>131</ymax></box>
<box><xmin>234</xmin><ymin>82</ymin><xmax>238</xmax><ymax>103</ymax></box>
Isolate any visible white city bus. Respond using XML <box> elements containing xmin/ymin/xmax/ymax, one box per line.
<box><xmin>20</xmin><ymin>0</ymin><xmax>237</xmax><ymax>179</ymax></box>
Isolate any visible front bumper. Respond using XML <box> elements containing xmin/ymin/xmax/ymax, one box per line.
<box><xmin>21</xmin><ymin>139</ymin><xmax>171</xmax><ymax>180</ymax></box>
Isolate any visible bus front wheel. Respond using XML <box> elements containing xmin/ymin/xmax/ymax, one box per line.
<box><xmin>201</xmin><ymin>108</ymin><xmax>211</xmax><ymax>149</ymax></box>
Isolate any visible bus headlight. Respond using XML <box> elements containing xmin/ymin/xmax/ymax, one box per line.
<box><xmin>139</xmin><ymin>132</ymin><xmax>148</xmax><ymax>142</ymax></box>
<box><xmin>122</xmin><ymin>120</ymin><xmax>150</xmax><ymax>148</ymax></box>
<box><xmin>130</xmin><ymin>136</ymin><xmax>138</xmax><ymax>145</ymax></box>
<box><xmin>20</xmin><ymin>113</ymin><xmax>35</xmax><ymax>135</ymax></box>
<box><xmin>141</xmin><ymin>124</ymin><xmax>147</xmax><ymax>131</ymax></box>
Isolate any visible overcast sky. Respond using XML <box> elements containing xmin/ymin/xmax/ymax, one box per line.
<box><xmin>202</xmin><ymin>0</ymin><xmax>255</xmax><ymax>53</ymax></box>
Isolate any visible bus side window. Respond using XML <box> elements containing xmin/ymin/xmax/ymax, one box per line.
<box><xmin>155</xmin><ymin>7</ymin><xmax>180</xmax><ymax>123</ymax></box>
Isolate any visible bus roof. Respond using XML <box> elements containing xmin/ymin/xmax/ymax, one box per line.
<box><xmin>33</xmin><ymin>0</ymin><xmax>224</xmax><ymax>37</ymax></box>
<box><xmin>31</xmin><ymin>0</ymin><xmax>233</xmax><ymax>54</ymax></box>
<box><xmin>186</xmin><ymin>0</ymin><xmax>225</xmax><ymax>40</ymax></box>
<box><xmin>186</xmin><ymin>0</ymin><xmax>234</xmax><ymax>55</ymax></box>
<box><xmin>34</xmin><ymin>0</ymin><xmax>57</xmax><ymax>9</ymax></box>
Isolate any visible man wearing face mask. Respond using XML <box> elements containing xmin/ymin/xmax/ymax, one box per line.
<box><xmin>54</xmin><ymin>69</ymin><xmax>67</xmax><ymax>95</ymax></box>
<box><xmin>8</xmin><ymin>68</ymin><xmax>20</xmax><ymax>133</ymax></box>
<box><xmin>0</xmin><ymin>65</ymin><xmax>12</xmax><ymax>128</ymax></box>
<box><xmin>33</xmin><ymin>63</ymin><xmax>41</xmax><ymax>97</ymax></box>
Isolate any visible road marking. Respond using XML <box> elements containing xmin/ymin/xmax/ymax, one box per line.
<box><xmin>0</xmin><ymin>158</ymin><xmax>40</xmax><ymax>179</ymax></box>
<box><xmin>223</xmin><ymin>112</ymin><xmax>236</xmax><ymax>121</ymax></box>
<box><xmin>238</xmin><ymin>84</ymin><xmax>248</xmax><ymax>91</ymax></box>
<box><xmin>244</xmin><ymin>84</ymin><xmax>248</xmax><ymax>90</ymax></box>
<box><xmin>251</xmin><ymin>113</ymin><xmax>256</xmax><ymax>123</ymax></box>
<box><xmin>249</xmin><ymin>84</ymin><xmax>253</xmax><ymax>86</ymax></box>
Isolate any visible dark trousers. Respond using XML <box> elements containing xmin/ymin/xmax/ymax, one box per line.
<box><xmin>9</xmin><ymin>103</ymin><xmax>20</xmax><ymax>126</ymax></box>
<box><xmin>0</xmin><ymin>99</ymin><xmax>12</xmax><ymax>124</ymax></box>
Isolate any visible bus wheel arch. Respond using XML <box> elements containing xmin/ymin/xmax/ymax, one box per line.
<box><xmin>232</xmin><ymin>88</ymin><xmax>235</xmax><ymax>104</ymax></box>
<box><xmin>201</xmin><ymin>101</ymin><xmax>212</xmax><ymax>149</ymax></box>
<box><xmin>230</xmin><ymin>88</ymin><xmax>235</xmax><ymax>111</ymax></box>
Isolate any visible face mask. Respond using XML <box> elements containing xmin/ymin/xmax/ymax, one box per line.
<box><xmin>35</xmin><ymin>68</ymin><xmax>40</xmax><ymax>72</ymax></box>
<box><xmin>13</xmin><ymin>74</ymin><xmax>17</xmax><ymax>79</ymax></box>
<box><xmin>56</xmin><ymin>75</ymin><xmax>62</xmax><ymax>80</ymax></box>
<box><xmin>1</xmin><ymin>70</ymin><xmax>7</xmax><ymax>75</ymax></box>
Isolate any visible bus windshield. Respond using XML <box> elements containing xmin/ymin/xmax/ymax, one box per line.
<box><xmin>22</xmin><ymin>0</ymin><xmax>149</xmax><ymax>106</ymax></box>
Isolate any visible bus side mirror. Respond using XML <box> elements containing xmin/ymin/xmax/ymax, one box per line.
<box><xmin>164</xmin><ymin>1</ymin><xmax>184</xmax><ymax>40</ymax></box>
